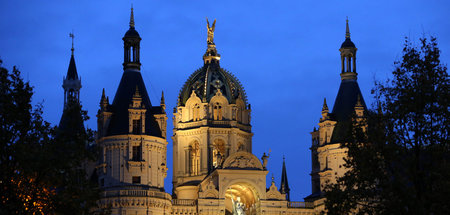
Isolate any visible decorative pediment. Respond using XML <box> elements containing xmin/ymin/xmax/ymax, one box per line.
<box><xmin>266</xmin><ymin>182</ymin><xmax>285</xmax><ymax>200</ymax></box>
<box><xmin>222</xmin><ymin>151</ymin><xmax>263</xmax><ymax>170</ymax></box>
<box><xmin>210</xmin><ymin>89</ymin><xmax>229</xmax><ymax>106</ymax></box>
<box><xmin>185</xmin><ymin>90</ymin><xmax>202</xmax><ymax>108</ymax></box>
<box><xmin>199</xmin><ymin>180</ymin><xmax>219</xmax><ymax>199</ymax></box>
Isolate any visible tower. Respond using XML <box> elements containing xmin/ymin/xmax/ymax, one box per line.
<box><xmin>96</xmin><ymin>8</ymin><xmax>170</xmax><ymax>214</ymax></box>
<box><xmin>172</xmin><ymin>18</ymin><xmax>252</xmax><ymax>192</ymax></box>
<box><xmin>59</xmin><ymin>33</ymin><xmax>84</xmax><ymax>132</ymax></box>
<box><xmin>308</xmin><ymin>19</ymin><xmax>366</xmax><ymax>200</ymax></box>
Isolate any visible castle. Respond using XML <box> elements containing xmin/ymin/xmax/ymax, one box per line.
<box><xmin>59</xmin><ymin>8</ymin><xmax>366</xmax><ymax>215</ymax></box>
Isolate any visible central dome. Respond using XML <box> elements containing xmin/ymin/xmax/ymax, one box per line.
<box><xmin>178</xmin><ymin>63</ymin><xmax>247</xmax><ymax>106</ymax></box>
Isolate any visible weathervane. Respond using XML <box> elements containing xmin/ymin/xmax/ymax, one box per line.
<box><xmin>206</xmin><ymin>17</ymin><xmax>216</xmax><ymax>44</ymax></box>
<box><xmin>69</xmin><ymin>32</ymin><xmax>75</xmax><ymax>55</ymax></box>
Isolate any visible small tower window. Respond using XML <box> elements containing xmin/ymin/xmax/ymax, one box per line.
<box><xmin>132</xmin><ymin>119</ymin><xmax>142</xmax><ymax>134</ymax></box>
<box><xmin>132</xmin><ymin>145</ymin><xmax>142</xmax><ymax>161</ymax></box>
<box><xmin>132</xmin><ymin>176</ymin><xmax>141</xmax><ymax>184</ymax></box>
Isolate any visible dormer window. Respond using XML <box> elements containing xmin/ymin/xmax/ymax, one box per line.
<box><xmin>132</xmin><ymin>119</ymin><xmax>142</xmax><ymax>134</ymax></box>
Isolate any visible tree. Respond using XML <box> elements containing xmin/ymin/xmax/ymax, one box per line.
<box><xmin>324</xmin><ymin>36</ymin><xmax>450</xmax><ymax>214</ymax></box>
<box><xmin>0</xmin><ymin>59</ymin><xmax>101</xmax><ymax>214</ymax></box>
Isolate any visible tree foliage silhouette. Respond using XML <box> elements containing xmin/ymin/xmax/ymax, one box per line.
<box><xmin>0</xmin><ymin>59</ymin><xmax>102</xmax><ymax>214</ymax></box>
<box><xmin>324</xmin><ymin>36</ymin><xmax>450</xmax><ymax>214</ymax></box>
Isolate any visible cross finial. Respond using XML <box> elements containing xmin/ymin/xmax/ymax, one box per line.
<box><xmin>130</xmin><ymin>5</ymin><xmax>135</xmax><ymax>28</ymax></box>
<box><xmin>345</xmin><ymin>17</ymin><xmax>350</xmax><ymax>39</ymax></box>
<box><xmin>69</xmin><ymin>32</ymin><xmax>75</xmax><ymax>55</ymax></box>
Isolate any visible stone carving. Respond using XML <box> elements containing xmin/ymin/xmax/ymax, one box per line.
<box><xmin>199</xmin><ymin>180</ymin><xmax>219</xmax><ymax>198</ymax></box>
<box><xmin>222</xmin><ymin>151</ymin><xmax>263</xmax><ymax>170</ymax></box>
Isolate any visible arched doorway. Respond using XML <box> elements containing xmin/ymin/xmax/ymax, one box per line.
<box><xmin>224</xmin><ymin>183</ymin><xmax>260</xmax><ymax>215</ymax></box>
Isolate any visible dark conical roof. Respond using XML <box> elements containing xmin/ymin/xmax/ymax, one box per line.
<box><xmin>330</xmin><ymin>78</ymin><xmax>366</xmax><ymax>143</ymax></box>
<box><xmin>58</xmin><ymin>100</ymin><xmax>85</xmax><ymax>134</ymax></box>
<box><xmin>66</xmin><ymin>54</ymin><xmax>78</xmax><ymax>80</ymax></box>
<box><xmin>106</xmin><ymin>70</ymin><xmax>162</xmax><ymax>137</ymax></box>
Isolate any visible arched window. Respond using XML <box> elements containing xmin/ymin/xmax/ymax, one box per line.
<box><xmin>188</xmin><ymin>141</ymin><xmax>200</xmax><ymax>175</ymax></box>
<box><xmin>212</xmin><ymin>139</ymin><xmax>226</xmax><ymax>168</ymax></box>
<box><xmin>213</xmin><ymin>103</ymin><xmax>223</xmax><ymax>120</ymax></box>
<box><xmin>193</xmin><ymin>104</ymin><xmax>200</xmax><ymax>121</ymax></box>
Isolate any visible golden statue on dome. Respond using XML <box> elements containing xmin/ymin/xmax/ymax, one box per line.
<box><xmin>206</xmin><ymin>18</ymin><xmax>216</xmax><ymax>44</ymax></box>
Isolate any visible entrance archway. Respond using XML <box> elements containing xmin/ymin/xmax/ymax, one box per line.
<box><xmin>224</xmin><ymin>183</ymin><xmax>260</xmax><ymax>215</ymax></box>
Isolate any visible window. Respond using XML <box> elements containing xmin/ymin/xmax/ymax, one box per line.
<box><xmin>193</xmin><ymin>104</ymin><xmax>200</xmax><ymax>121</ymax></box>
<box><xmin>213</xmin><ymin>103</ymin><xmax>223</xmax><ymax>120</ymax></box>
<box><xmin>188</xmin><ymin>141</ymin><xmax>200</xmax><ymax>176</ymax></box>
<box><xmin>132</xmin><ymin>145</ymin><xmax>141</xmax><ymax>161</ymax></box>
<box><xmin>132</xmin><ymin>176</ymin><xmax>141</xmax><ymax>184</ymax></box>
<box><xmin>132</xmin><ymin>119</ymin><xmax>142</xmax><ymax>134</ymax></box>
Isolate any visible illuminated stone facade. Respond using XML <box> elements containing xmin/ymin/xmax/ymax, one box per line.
<box><xmin>91</xmin><ymin>9</ymin><xmax>366</xmax><ymax>215</ymax></box>
<box><xmin>307</xmin><ymin>19</ymin><xmax>366</xmax><ymax>205</ymax></box>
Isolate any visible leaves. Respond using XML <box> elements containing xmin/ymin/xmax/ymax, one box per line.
<box><xmin>0</xmin><ymin>60</ymin><xmax>100</xmax><ymax>214</ymax></box>
<box><xmin>324</xmin><ymin>36</ymin><xmax>450</xmax><ymax>214</ymax></box>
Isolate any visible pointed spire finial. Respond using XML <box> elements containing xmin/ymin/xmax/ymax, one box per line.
<box><xmin>100</xmin><ymin>88</ymin><xmax>108</xmax><ymax>109</ymax></box>
<box><xmin>345</xmin><ymin>17</ymin><xmax>350</xmax><ymax>39</ymax></box>
<box><xmin>161</xmin><ymin>91</ymin><xmax>165</xmax><ymax>105</ymax></box>
<box><xmin>102</xmin><ymin>88</ymin><xmax>105</xmax><ymax>98</ymax></box>
<box><xmin>280</xmin><ymin>156</ymin><xmax>290</xmax><ymax>201</ymax></box>
<box><xmin>271</xmin><ymin>173</ymin><xmax>274</xmax><ymax>183</ymax></box>
<box><xmin>130</xmin><ymin>5</ymin><xmax>135</xmax><ymax>28</ymax></box>
<box><xmin>133</xmin><ymin>85</ymin><xmax>141</xmax><ymax>98</ymax></box>
<box><xmin>69</xmin><ymin>32</ymin><xmax>75</xmax><ymax>55</ymax></box>
<box><xmin>356</xmin><ymin>94</ymin><xmax>363</xmax><ymax>107</ymax></box>
<box><xmin>322</xmin><ymin>98</ymin><xmax>329</xmax><ymax>111</ymax></box>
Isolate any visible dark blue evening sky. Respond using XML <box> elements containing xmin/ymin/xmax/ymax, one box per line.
<box><xmin>1</xmin><ymin>0</ymin><xmax>449</xmax><ymax>201</ymax></box>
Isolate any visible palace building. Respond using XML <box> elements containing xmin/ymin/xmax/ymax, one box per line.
<box><xmin>60</xmin><ymin>8</ymin><xmax>367</xmax><ymax>215</ymax></box>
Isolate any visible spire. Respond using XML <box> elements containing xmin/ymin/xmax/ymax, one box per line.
<box><xmin>100</xmin><ymin>88</ymin><xmax>109</xmax><ymax>110</ymax></box>
<box><xmin>129</xmin><ymin>6</ymin><xmax>135</xmax><ymax>29</ymax></box>
<box><xmin>69</xmin><ymin>32</ymin><xmax>75</xmax><ymax>55</ymax></box>
<box><xmin>340</xmin><ymin>18</ymin><xmax>357</xmax><ymax>78</ymax></box>
<box><xmin>279</xmin><ymin>156</ymin><xmax>291</xmax><ymax>201</ymax></box>
<box><xmin>133</xmin><ymin>85</ymin><xmax>141</xmax><ymax>98</ymax></box>
<box><xmin>355</xmin><ymin>94</ymin><xmax>363</xmax><ymax>107</ymax></box>
<box><xmin>66</xmin><ymin>32</ymin><xmax>78</xmax><ymax>80</ymax></box>
<box><xmin>345</xmin><ymin>17</ymin><xmax>350</xmax><ymax>39</ymax></box>
<box><xmin>322</xmin><ymin>98</ymin><xmax>329</xmax><ymax>111</ymax></box>
<box><xmin>122</xmin><ymin>6</ymin><xmax>141</xmax><ymax>71</ymax></box>
<box><xmin>160</xmin><ymin>91</ymin><xmax>166</xmax><ymax>111</ymax></box>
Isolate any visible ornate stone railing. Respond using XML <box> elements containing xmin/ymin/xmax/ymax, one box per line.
<box><xmin>103</xmin><ymin>189</ymin><xmax>172</xmax><ymax>200</ymax></box>
<box><xmin>177</xmin><ymin>119</ymin><xmax>251</xmax><ymax>131</ymax></box>
<box><xmin>172</xmin><ymin>199</ymin><xmax>197</xmax><ymax>206</ymax></box>
<box><xmin>287</xmin><ymin>201</ymin><xmax>314</xmax><ymax>208</ymax></box>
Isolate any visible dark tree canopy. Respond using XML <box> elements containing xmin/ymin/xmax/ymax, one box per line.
<box><xmin>324</xmin><ymin>36</ymin><xmax>450</xmax><ymax>214</ymax></box>
<box><xmin>0</xmin><ymin>59</ymin><xmax>101</xmax><ymax>214</ymax></box>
